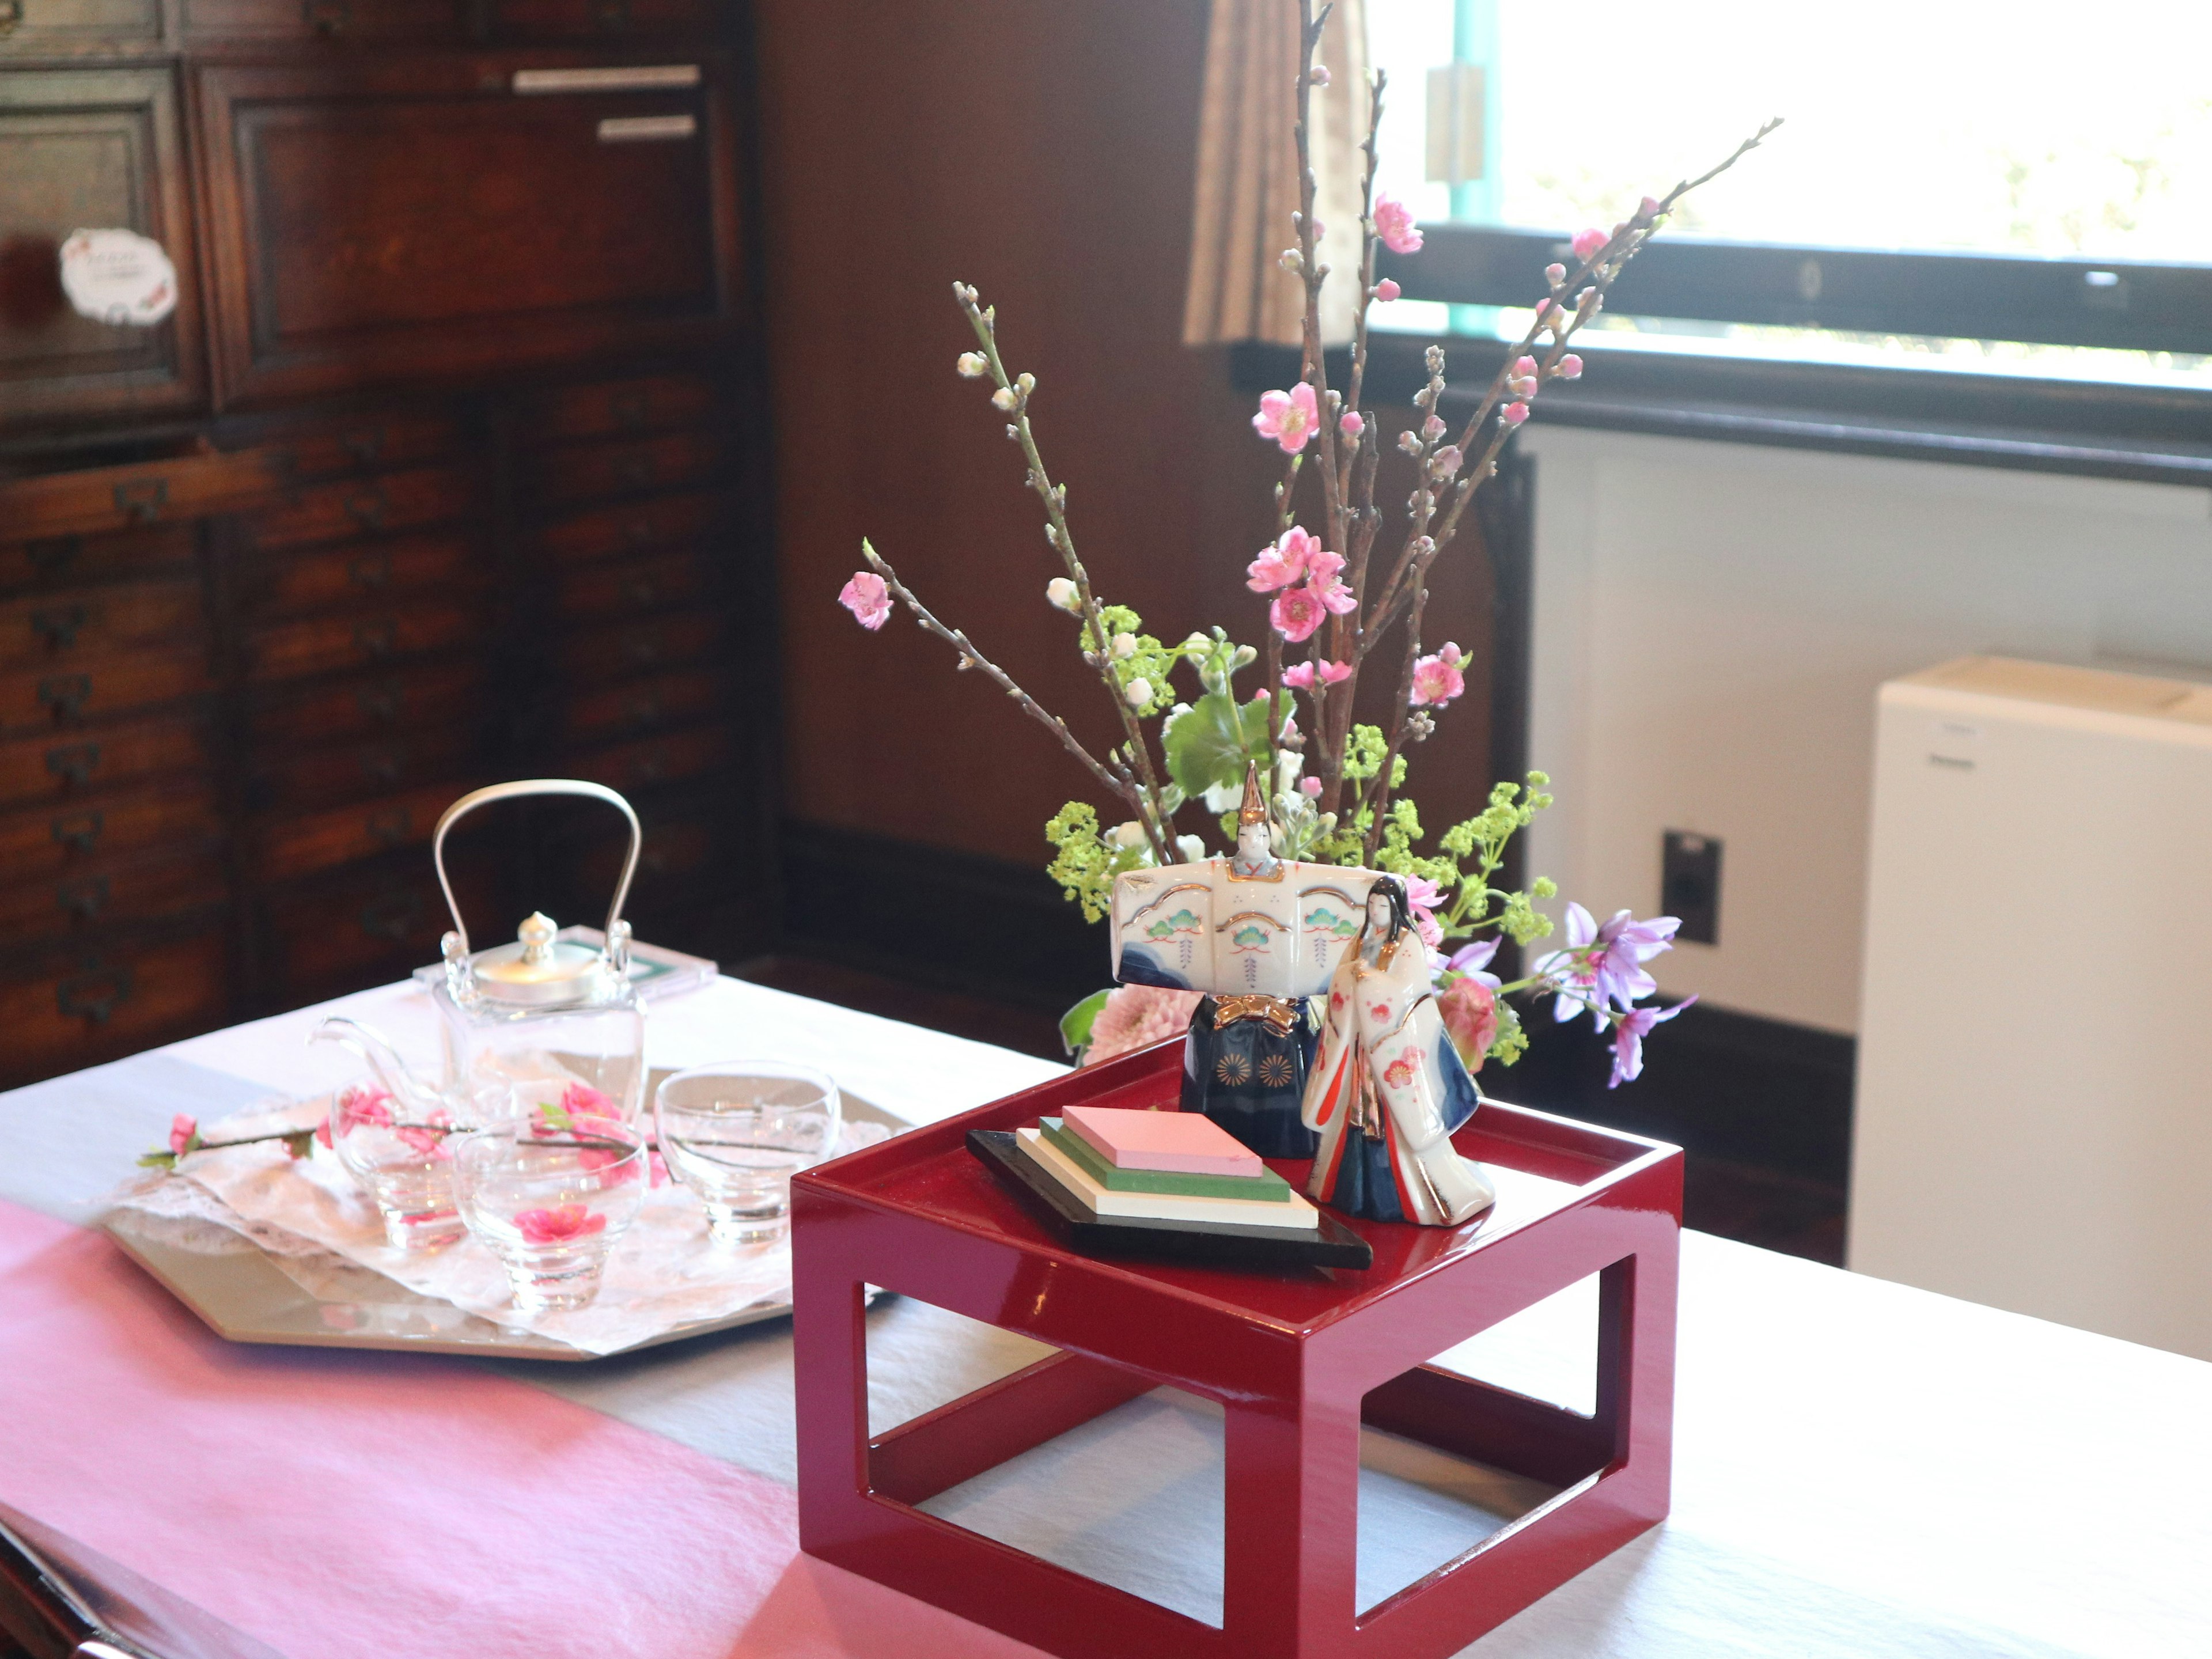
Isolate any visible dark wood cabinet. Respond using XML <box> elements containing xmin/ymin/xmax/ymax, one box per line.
<box><xmin>0</xmin><ymin>3</ymin><xmax>767</xmax><ymax>1089</ymax></box>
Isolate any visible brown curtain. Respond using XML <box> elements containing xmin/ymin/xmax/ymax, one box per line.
<box><xmin>1182</xmin><ymin>0</ymin><xmax>1372</xmax><ymax>349</ymax></box>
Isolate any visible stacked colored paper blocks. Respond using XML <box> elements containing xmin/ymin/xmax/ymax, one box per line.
<box><xmin>1014</xmin><ymin>1105</ymin><xmax>1320</xmax><ymax>1234</ymax></box>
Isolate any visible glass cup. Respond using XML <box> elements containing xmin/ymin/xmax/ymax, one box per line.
<box><xmin>323</xmin><ymin>1079</ymin><xmax>516</xmax><ymax>1251</ymax></box>
<box><xmin>654</xmin><ymin>1062</ymin><xmax>842</xmax><ymax>1245</ymax></box>
<box><xmin>453</xmin><ymin>1112</ymin><xmax>647</xmax><ymax>1312</ymax></box>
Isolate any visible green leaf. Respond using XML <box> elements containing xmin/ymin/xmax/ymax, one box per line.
<box><xmin>1161</xmin><ymin>690</ymin><xmax>1270</xmax><ymax>799</ymax></box>
<box><xmin>1059</xmin><ymin>988</ymin><xmax>1113</xmax><ymax>1059</ymax></box>
<box><xmin>283</xmin><ymin>1130</ymin><xmax>317</xmax><ymax>1161</ymax></box>
<box><xmin>136</xmin><ymin>1151</ymin><xmax>177</xmax><ymax>1170</ymax></box>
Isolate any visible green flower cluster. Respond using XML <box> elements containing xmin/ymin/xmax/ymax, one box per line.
<box><xmin>1044</xmin><ymin>801</ymin><xmax>1149</xmax><ymax>923</ymax></box>
<box><xmin>1081</xmin><ymin>604</ymin><xmax>1178</xmax><ymax>718</ymax></box>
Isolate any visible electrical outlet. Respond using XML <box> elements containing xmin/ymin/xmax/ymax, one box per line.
<box><xmin>1661</xmin><ymin>831</ymin><xmax>1720</xmax><ymax>945</ymax></box>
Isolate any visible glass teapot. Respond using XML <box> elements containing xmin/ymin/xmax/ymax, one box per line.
<box><xmin>425</xmin><ymin>778</ymin><xmax>649</xmax><ymax>1121</ymax></box>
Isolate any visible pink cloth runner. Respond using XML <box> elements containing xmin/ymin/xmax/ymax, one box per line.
<box><xmin>0</xmin><ymin>1199</ymin><xmax>1040</xmax><ymax>1659</ymax></box>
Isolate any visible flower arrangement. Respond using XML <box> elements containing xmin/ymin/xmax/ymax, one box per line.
<box><xmin>838</xmin><ymin>3</ymin><xmax>1776</xmax><ymax>1087</ymax></box>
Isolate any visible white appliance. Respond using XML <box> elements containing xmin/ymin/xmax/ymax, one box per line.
<box><xmin>1852</xmin><ymin>656</ymin><xmax>2212</xmax><ymax>1360</ymax></box>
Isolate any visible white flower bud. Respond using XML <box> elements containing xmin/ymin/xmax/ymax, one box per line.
<box><xmin>1111</xmin><ymin>631</ymin><xmax>1138</xmax><ymax>659</ymax></box>
<box><xmin>1176</xmin><ymin>834</ymin><xmax>1206</xmax><ymax>863</ymax></box>
<box><xmin>1279</xmin><ymin>248</ymin><xmax>1304</xmax><ymax>273</ymax></box>
<box><xmin>956</xmin><ymin>351</ymin><xmax>988</xmax><ymax>377</ymax></box>
<box><xmin>1046</xmin><ymin>577</ymin><xmax>1081</xmax><ymax>612</ymax></box>
<box><xmin>1181</xmin><ymin>631</ymin><xmax>1213</xmax><ymax>654</ymax></box>
<box><xmin>1123</xmin><ymin>677</ymin><xmax>1154</xmax><ymax>708</ymax></box>
<box><xmin>1016</xmin><ymin>371</ymin><xmax>1036</xmax><ymax>394</ymax></box>
<box><xmin>1111</xmin><ymin>820</ymin><xmax>1147</xmax><ymax>850</ymax></box>
<box><xmin>991</xmin><ymin>386</ymin><xmax>1018</xmax><ymax>411</ymax></box>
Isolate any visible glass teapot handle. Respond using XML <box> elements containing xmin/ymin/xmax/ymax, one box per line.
<box><xmin>431</xmin><ymin>778</ymin><xmax>642</xmax><ymax>957</ymax></box>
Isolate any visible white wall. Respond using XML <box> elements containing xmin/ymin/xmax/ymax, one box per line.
<box><xmin>1520</xmin><ymin>427</ymin><xmax>2212</xmax><ymax>1035</ymax></box>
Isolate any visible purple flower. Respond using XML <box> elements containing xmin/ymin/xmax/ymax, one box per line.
<box><xmin>1444</xmin><ymin>937</ymin><xmax>1501</xmax><ymax>989</ymax></box>
<box><xmin>1611</xmin><ymin>996</ymin><xmax>1695</xmax><ymax>1088</ymax></box>
<box><xmin>1537</xmin><ymin>902</ymin><xmax>1679</xmax><ymax>1018</ymax></box>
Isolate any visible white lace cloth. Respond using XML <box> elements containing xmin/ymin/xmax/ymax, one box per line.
<box><xmin>106</xmin><ymin>1096</ymin><xmax>888</xmax><ymax>1356</ymax></box>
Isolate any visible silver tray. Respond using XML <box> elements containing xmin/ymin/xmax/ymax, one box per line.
<box><xmin>100</xmin><ymin>1086</ymin><xmax>907</xmax><ymax>1363</ymax></box>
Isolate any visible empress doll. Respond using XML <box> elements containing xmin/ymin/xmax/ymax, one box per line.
<box><xmin>1301</xmin><ymin>877</ymin><xmax>1495</xmax><ymax>1225</ymax></box>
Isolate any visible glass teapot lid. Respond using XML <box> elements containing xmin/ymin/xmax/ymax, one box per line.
<box><xmin>433</xmin><ymin>779</ymin><xmax>642</xmax><ymax>1010</ymax></box>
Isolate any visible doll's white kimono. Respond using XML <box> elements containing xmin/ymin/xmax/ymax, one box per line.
<box><xmin>1300</xmin><ymin>926</ymin><xmax>1495</xmax><ymax>1226</ymax></box>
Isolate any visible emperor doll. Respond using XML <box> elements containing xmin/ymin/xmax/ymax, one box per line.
<box><xmin>1108</xmin><ymin>766</ymin><xmax>1377</xmax><ymax>1157</ymax></box>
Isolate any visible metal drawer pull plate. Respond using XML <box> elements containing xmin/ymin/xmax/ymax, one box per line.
<box><xmin>342</xmin><ymin>430</ymin><xmax>382</xmax><ymax>467</ymax></box>
<box><xmin>26</xmin><ymin>538</ymin><xmax>77</xmax><ymax>578</ymax></box>
<box><xmin>359</xmin><ymin>885</ymin><xmax>422</xmax><ymax>942</ymax></box>
<box><xmin>50</xmin><ymin>811</ymin><xmax>103</xmax><ymax>853</ymax></box>
<box><xmin>39</xmin><ymin>674</ymin><xmax>92</xmax><ymax>719</ymax></box>
<box><xmin>57</xmin><ymin>875</ymin><xmax>109</xmax><ymax>920</ymax></box>
<box><xmin>356</xmin><ymin>685</ymin><xmax>400</xmax><ymax>723</ymax></box>
<box><xmin>57</xmin><ymin>960</ymin><xmax>134</xmax><ymax>1024</ymax></box>
<box><xmin>113</xmin><ymin>479</ymin><xmax>168</xmax><ymax>523</ymax></box>
<box><xmin>348</xmin><ymin>551</ymin><xmax>392</xmax><ymax>590</ymax></box>
<box><xmin>0</xmin><ymin>1</ymin><xmax>24</xmax><ymax>39</ymax></box>
<box><xmin>354</xmin><ymin>620</ymin><xmax>395</xmax><ymax>658</ymax></box>
<box><xmin>46</xmin><ymin>743</ymin><xmax>101</xmax><ymax>785</ymax></box>
<box><xmin>304</xmin><ymin>0</ymin><xmax>347</xmax><ymax>33</ymax></box>
<box><xmin>366</xmin><ymin>806</ymin><xmax>411</xmax><ymax>845</ymax></box>
<box><xmin>344</xmin><ymin>485</ymin><xmax>388</xmax><ymax>531</ymax></box>
<box><xmin>32</xmin><ymin>605</ymin><xmax>87</xmax><ymax>650</ymax></box>
<box><xmin>359</xmin><ymin>744</ymin><xmax>404</xmax><ymax>783</ymax></box>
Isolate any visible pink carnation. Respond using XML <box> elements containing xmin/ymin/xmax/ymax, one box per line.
<box><xmin>1252</xmin><ymin>382</ymin><xmax>1320</xmax><ymax>453</ymax></box>
<box><xmin>1374</xmin><ymin>195</ymin><xmax>1423</xmax><ymax>255</ymax></box>
<box><xmin>1438</xmin><ymin>977</ymin><xmax>1499</xmax><ymax>1071</ymax></box>
<box><xmin>1085</xmin><ymin>985</ymin><xmax>1203</xmax><ymax>1066</ymax></box>
<box><xmin>838</xmin><ymin>571</ymin><xmax>892</xmax><ymax>630</ymax></box>
<box><xmin>1410</xmin><ymin>642</ymin><xmax>1466</xmax><ymax>707</ymax></box>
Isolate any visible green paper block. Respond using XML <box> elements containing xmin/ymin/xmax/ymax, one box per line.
<box><xmin>1040</xmin><ymin>1119</ymin><xmax>1294</xmax><ymax>1202</ymax></box>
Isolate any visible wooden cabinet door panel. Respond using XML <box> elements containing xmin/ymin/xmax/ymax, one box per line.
<box><xmin>562</xmin><ymin>719</ymin><xmax>723</xmax><ymax>793</ymax></box>
<box><xmin>0</xmin><ymin>446</ymin><xmax>285</xmax><ymax>541</ymax></box>
<box><xmin>0</xmin><ymin>0</ymin><xmax>162</xmax><ymax>57</ymax></box>
<box><xmin>0</xmin><ymin>639</ymin><xmax>212</xmax><ymax>736</ymax></box>
<box><xmin>0</xmin><ymin>840</ymin><xmax>228</xmax><ymax>945</ymax></box>
<box><xmin>243</xmin><ymin>716</ymin><xmax>491</xmax><ymax>812</ymax></box>
<box><xmin>0</xmin><ymin>711</ymin><xmax>210</xmax><ymax>808</ymax></box>
<box><xmin>0</xmin><ymin>69</ymin><xmax>202</xmax><ymax>427</ymax></box>
<box><xmin>0</xmin><ymin>524</ymin><xmax>195</xmax><ymax>596</ymax></box>
<box><xmin>196</xmin><ymin>55</ymin><xmax>745</xmax><ymax>403</ymax></box>
<box><xmin>238</xmin><ymin>407</ymin><xmax>469</xmax><ymax>480</ymax></box>
<box><xmin>0</xmin><ymin>778</ymin><xmax>222</xmax><ymax>883</ymax></box>
<box><xmin>240</xmin><ymin>594</ymin><xmax>491</xmax><ymax>683</ymax></box>
<box><xmin>2</xmin><ymin>926</ymin><xmax>230</xmax><ymax>1089</ymax></box>
<box><xmin>0</xmin><ymin>576</ymin><xmax>203</xmax><ymax>670</ymax></box>
<box><xmin>531</xmin><ymin>487</ymin><xmax>719</xmax><ymax>566</ymax></box>
<box><xmin>242</xmin><ymin>529</ymin><xmax>489</xmax><ymax>620</ymax></box>
<box><xmin>256</xmin><ymin>849</ymin><xmax>497</xmax><ymax>995</ymax></box>
<box><xmin>551</xmin><ymin>546</ymin><xmax>709</xmax><ymax>620</ymax></box>
<box><xmin>234</xmin><ymin>464</ymin><xmax>478</xmax><ymax>551</ymax></box>
<box><xmin>556</xmin><ymin>664</ymin><xmax>718</xmax><ymax>744</ymax></box>
<box><xmin>254</xmin><ymin>777</ymin><xmax>481</xmax><ymax>881</ymax></box>
<box><xmin>527</xmin><ymin>427</ymin><xmax>727</xmax><ymax>507</ymax></box>
<box><xmin>244</xmin><ymin>654</ymin><xmax>486</xmax><ymax>745</ymax></box>
<box><xmin>517</xmin><ymin>370</ymin><xmax>717</xmax><ymax>446</ymax></box>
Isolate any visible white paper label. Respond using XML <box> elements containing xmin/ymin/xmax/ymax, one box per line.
<box><xmin>58</xmin><ymin>228</ymin><xmax>178</xmax><ymax>328</ymax></box>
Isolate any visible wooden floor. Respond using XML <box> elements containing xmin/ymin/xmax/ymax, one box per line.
<box><xmin>729</xmin><ymin>955</ymin><xmax>1849</xmax><ymax>1267</ymax></box>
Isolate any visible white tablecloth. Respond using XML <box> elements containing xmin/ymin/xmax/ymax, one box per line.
<box><xmin>3</xmin><ymin>976</ymin><xmax>2207</xmax><ymax>1655</ymax></box>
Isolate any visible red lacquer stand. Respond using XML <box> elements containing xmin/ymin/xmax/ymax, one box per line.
<box><xmin>792</xmin><ymin>1040</ymin><xmax>1682</xmax><ymax>1659</ymax></box>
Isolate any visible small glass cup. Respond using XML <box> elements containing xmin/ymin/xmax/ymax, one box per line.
<box><xmin>323</xmin><ymin>1081</ymin><xmax>505</xmax><ymax>1251</ymax></box>
<box><xmin>654</xmin><ymin>1062</ymin><xmax>842</xmax><ymax>1245</ymax></box>
<box><xmin>453</xmin><ymin>1112</ymin><xmax>647</xmax><ymax>1312</ymax></box>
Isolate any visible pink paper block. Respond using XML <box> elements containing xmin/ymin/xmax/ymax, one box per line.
<box><xmin>1061</xmin><ymin>1104</ymin><xmax>1263</xmax><ymax>1176</ymax></box>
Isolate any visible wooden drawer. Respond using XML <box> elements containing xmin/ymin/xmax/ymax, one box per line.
<box><xmin>0</xmin><ymin>70</ymin><xmax>203</xmax><ymax>427</ymax></box>
<box><xmin>493</xmin><ymin>0</ymin><xmax>717</xmax><ymax>40</ymax></box>
<box><xmin>0</xmin><ymin>840</ymin><xmax>228</xmax><ymax>946</ymax></box>
<box><xmin>255</xmin><ymin>777</ymin><xmax>484</xmax><ymax>881</ymax></box>
<box><xmin>235</xmin><ymin>465</ymin><xmax>479</xmax><ymax>552</ymax></box>
<box><xmin>181</xmin><ymin>0</ymin><xmax>464</xmax><ymax>44</ymax></box>
<box><xmin>528</xmin><ymin>427</ymin><xmax>727</xmax><ymax>509</ymax></box>
<box><xmin>0</xmin><ymin>0</ymin><xmax>161</xmax><ymax>55</ymax></box>
<box><xmin>0</xmin><ymin>711</ymin><xmax>209</xmax><ymax>808</ymax></box>
<box><xmin>2</xmin><ymin>926</ymin><xmax>231</xmax><ymax>1088</ymax></box>
<box><xmin>246</xmin><ymin>407</ymin><xmax>471</xmax><ymax>480</ymax></box>
<box><xmin>585</xmin><ymin>611</ymin><xmax>720</xmax><ymax>681</ymax></box>
<box><xmin>256</xmin><ymin>847</ymin><xmax>498</xmax><ymax>997</ymax></box>
<box><xmin>558</xmin><ymin>790</ymin><xmax>717</xmax><ymax>915</ymax></box>
<box><xmin>241</xmin><ymin>530</ymin><xmax>491</xmax><ymax>621</ymax></box>
<box><xmin>517</xmin><ymin>371</ymin><xmax>717</xmax><ymax>446</ymax></box>
<box><xmin>194</xmin><ymin>54</ymin><xmax>744</xmax><ymax>404</ymax></box>
<box><xmin>557</xmin><ymin>665</ymin><xmax>720</xmax><ymax>744</ymax></box>
<box><xmin>0</xmin><ymin>525</ymin><xmax>196</xmax><ymax>597</ymax></box>
<box><xmin>0</xmin><ymin>779</ymin><xmax>222</xmax><ymax>884</ymax></box>
<box><xmin>245</xmin><ymin>656</ymin><xmax>488</xmax><ymax>747</ymax></box>
<box><xmin>563</xmin><ymin>720</ymin><xmax>724</xmax><ymax>794</ymax></box>
<box><xmin>0</xmin><ymin>445</ymin><xmax>285</xmax><ymax>543</ymax></box>
<box><xmin>241</xmin><ymin>596</ymin><xmax>491</xmax><ymax>684</ymax></box>
<box><xmin>243</xmin><ymin>718</ymin><xmax>494</xmax><ymax>813</ymax></box>
<box><xmin>552</xmin><ymin>546</ymin><xmax>711</xmax><ymax>620</ymax></box>
<box><xmin>0</xmin><ymin>577</ymin><xmax>203</xmax><ymax>671</ymax></box>
<box><xmin>0</xmin><ymin>641</ymin><xmax>213</xmax><ymax>737</ymax></box>
<box><xmin>532</xmin><ymin>488</ymin><xmax>721</xmax><ymax>567</ymax></box>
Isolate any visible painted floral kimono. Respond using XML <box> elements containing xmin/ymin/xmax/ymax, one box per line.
<box><xmin>1300</xmin><ymin>928</ymin><xmax>1495</xmax><ymax>1226</ymax></box>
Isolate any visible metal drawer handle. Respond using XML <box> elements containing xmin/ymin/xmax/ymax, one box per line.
<box><xmin>618</xmin><ymin>456</ymin><xmax>655</xmax><ymax>489</ymax></box>
<box><xmin>113</xmin><ymin>479</ymin><xmax>168</xmax><ymax>523</ymax></box>
<box><xmin>620</xmin><ymin>632</ymin><xmax>661</xmax><ymax>667</ymax></box>
<box><xmin>0</xmin><ymin>2</ymin><xmax>24</xmax><ymax>39</ymax></box>
<box><xmin>58</xmin><ymin>960</ymin><xmax>134</xmax><ymax>1024</ymax></box>
<box><xmin>366</xmin><ymin>805</ymin><xmax>411</xmax><ymax>845</ymax></box>
<box><xmin>344</xmin><ymin>484</ymin><xmax>388</xmax><ymax>531</ymax></box>
<box><xmin>359</xmin><ymin>885</ymin><xmax>422</xmax><ymax>941</ymax></box>
<box><xmin>359</xmin><ymin>744</ymin><xmax>404</xmax><ymax>783</ymax></box>
<box><xmin>46</xmin><ymin>742</ymin><xmax>101</xmax><ymax>785</ymax></box>
<box><xmin>32</xmin><ymin>605</ymin><xmax>86</xmax><ymax>650</ymax></box>
<box><xmin>57</xmin><ymin>874</ymin><xmax>110</xmax><ymax>921</ymax></box>
<box><xmin>631</xmin><ymin>746</ymin><xmax>668</xmax><ymax>783</ymax></box>
<box><xmin>39</xmin><ymin>674</ymin><xmax>91</xmax><ymax>719</ymax></box>
<box><xmin>304</xmin><ymin>0</ymin><xmax>346</xmax><ymax>32</ymax></box>
<box><xmin>625</xmin><ymin>518</ymin><xmax>655</xmax><ymax>546</ymax></box>
<box><xmin>611</xmin><ymin>391</ymin><xmax>649</xmax><ymax>429</ymax></box>
<box><xmin>50</xmin><ymin>810</ymin><xmax>103</xmax><ymax>853</ymax></box>
<box><xmin>348</xmin><ymin>552</ymin><xmax>392</xmax><ymax>590</ymax></box>
<box><xmin>622</xmin><ymin>578</ymin><xmax>658</xmax><ymax>608</ymax></box>
<box><xmin>356</xmin><ymin>685</ymin><xmax>400</xmax><ymax>723</ymax></box>
<box><xmin>26</xmin><ymin>537</ymin><xmax>77</xmax><ymax>578</ymax></box>
<box><xmin>342</xmin><ymin>426</ymin><xmax>382</xmax><ymax>465</ymax></box>
<box><xmin>625</xmin><ymin>690</ymin><xmax>662</xmax><ymax>724</ymax></box>
<box><xmin>354</xmin><ymin>619</ymin><xmax>395</xmax><ymax>658</ymax></box>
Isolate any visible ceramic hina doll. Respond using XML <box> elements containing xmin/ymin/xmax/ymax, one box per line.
<box><xmin>1301</xmin><ymin>876</ymin><xmax>1495</xmax><ymax>1225</ymax></box>
<box><xmin>1108</xmin><ymin>767</ymin><xmax>1377</xmax><ymax>1157</ymax></box>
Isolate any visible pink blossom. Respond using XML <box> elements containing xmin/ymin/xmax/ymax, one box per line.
<box><xmin>1374</xmin><ymin>195</ymin><xmax>1423</xmax><ymax>255</ymax></box>
<box><xmin>560</xmin><ymin>1082</ymin><xmax>619</xmax><ymax>1127</ymax></box>
<box><xmin>1300</xmin><ymin>776</ymin><xmax>1323</xmax><ymax>798</ymax></box>
<box><xmin>1085</xmin><ymin>985</ymin><xmax>1203</xmax><ymax>1066</ymax></box>
<box><xmin>1438</xmin><ymin>977</ymin><xmax>1499</xmax><ymax>1071</ymax></box>
<box><xmin>1339</xmin><ymin>411</ymin><xmax>1366</xmax><ymax>438</ymax></box>
<box><xmin>1247</xmin><ymin>525</ymin><xmax>1320</xmax><ymax>592</ymax></box>
<box><xmin>1544</xmin><ymin>262</ymin><xmax>1567</xmax><ymax>285</ymax></box>
<box><xmin>513</xmin><ymin>1205</ymin><xmax>608</xmax><ymax>1246</ymax></box>
<box><xmin>1502</xmin><ymin>401</ymin><xmax>1529</xmax><ymax>427</ymax></box>
<box><xmin>1401</xmin><ymin>876</ymin><xmax>1446</xmax><ymax>950</ymax></box>
<box><xmin>1304</xmin><ymin>547</ymin><xmax>1346</xmax><ymax>585</ymax></box>
<box><xmin>1514</xmin><ymin>355</ymin><xmax>1538</xmax><ymax>378</ymax></box>
<box><xmin>1639</xmin><ymin>195</ymin><xmax>1662</xmax><ymax>219</ymax></box>
<box><xmin>1558</xmin><ymin>353</ymin><xmax>1584</xmax><ymax>380</ymax></box>
<box><xmin>394</xmin><ymin>1109</ymin><xmax>453</xmax><ymax>1161</ymax></box>
<box><xmin>1310</xmin><ymin>574</ymin><xmax>1358</xmax><ymax>615</ymax></box>
<box><xmin>1309</xmin><ymin>63</ymin><xmax>1331</xmax><ymax>86</ymax></box>
<box><xmin>1281</xmin><ymin>659</ymin><xmax>1350</xmax><ymax>689</ymax></box>
<box><xmin>1252</xmin><ymin>382</ymin><xmax>1320</xmax><ymax>453</ymax></box>
<box><xmin>1270</xmin><ymin>585</ymin><xmax>1325</xmax><ymax>643</ymax></box>
<box><xmin>1373</xmin><ymin>278</ymin><xmax>1402</xmax><ymax>302</ymax></box>
<box><xmin>1611</xmin><ymin>997</ymin><xmax>1695</xmax><ymax>1088</ymax></box>
<box><xmin>1432</xmin><ymin>445</ymin><xmax>1463</xmax><ymax>478</ymax></box>
<box><xmin>1410</xmin><ymin>642</ymin><xmax>1466</xmax><ymax>707</ymax></box>
<box><xmin>1422</xmin><ymin>413</ymin><xmax>1446</xmax><ymax>440</ymax></box>
<box><xmin>1571</xmin><ymin>228</ymin><xmax>1607</xmax><ymax>262</ymax></box>
<box><xmin>838</xmin><ymin>571</ymin><xmax>892</xmax><ymax>631</ymax></box>
<box><xmin>325</xmin><ymin>1086</ymin><xmax>393</xmax><ymax>1149</ymax></box>
<box><xmin>169</xmin><ymin>1115</ymin><xmax>198</xmax><ymax>1157</ymax></box>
